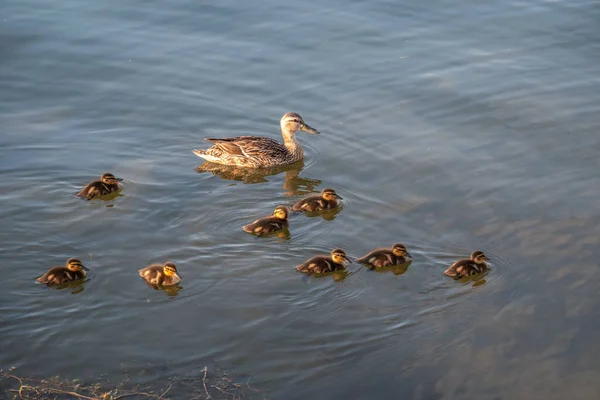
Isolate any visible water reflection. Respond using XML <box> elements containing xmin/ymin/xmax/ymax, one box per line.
<box><xmin>368</xmin><ymin>261</ymin><xmax>412</xmax><ymax>276</ymax></box>
<box><xmin>76</xmin><ymin>190</ymin><xmax>123</xmax><ymax>202</ymax></box>
<box><xmin>40</xmin><ymin>279</ymin><xmax>88</xmax><ymax>295</ymax></box>
<box><xmin>292</xmin><ymin>206</ymin><xmax>343</xmax><ymax>221</ymax></box>
<box><xmin>141</xmin><ymin>282</ymin><xmax>184</xmax><ymax>297</ymax></box>
<box><xmin>195</xmin><ymin>160</ymin><xmax>321</xmax><ymax>196</ymax></box>
<box><xmin>458</xmin><ymin>270</ymin><xmax>490</xmax><ymax>287</ymax></box>
<box><xmin>243</xmin><ymin>227</ymin><xmax>291</xmax><ymax>241</ymax></box>
<box><xmin>302</xmin><ymin>269</ymin><xmax>351</xmax><ymax>282</ymax></box>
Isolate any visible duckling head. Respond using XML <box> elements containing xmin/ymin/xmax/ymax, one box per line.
<box><xmin>66</xmin><ymin>258</ymin><xmax>89</xmax><ymax>272</ymax></box>
<box><xmin>280</xmin><ymin>112</ymin><xmax>320</xmax><ymax>135</ymax></box>
<box><xmin>163</xmin><ymin>262</ymin><xmax>182</xmax><ymax>279</ymax></box>
<box><xmin>321</xmin><ymin>188</ymin><xmax>342</xmax><ymax>201</ymax></box>
<box><xmin>331</xmin><ymin>249</ymin><xmax>350</xmax><ymax>265</ymax></box>
<box><xmin>470</xmin><ymin>250</ymin><xmax>489</xmax><ymax>264</ymax></box>
<box><xmin>101</xmin><ymin>173</ymin><xmax>123</xmax><ymax>185</ymax></box>
<box><xmin>392</xmin><ymin>243</ymin><xmax>412</xmax><ymax>258</ymax></box>
<box><xmin>273</xmin><ymin>205</ymin><xmax>289</xmax><ymax>220</ymax></box>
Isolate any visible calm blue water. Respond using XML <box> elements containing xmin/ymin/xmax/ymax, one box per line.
<box><xmin>1</xmin><ymin>0</ymin><xmax>600</xmax><ymax>399</ymax></box>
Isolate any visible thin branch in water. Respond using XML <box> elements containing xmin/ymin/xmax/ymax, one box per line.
<box><xmin>202</xmin><ymin>366</ymin><xmax>211</xmax><ymax>400</ymax></box>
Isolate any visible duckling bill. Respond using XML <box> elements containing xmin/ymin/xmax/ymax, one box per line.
<box><xmin>77</xmin><ymin>173</ymin><xmax>122</xmax><ymax>200</ymax></box>
<box><xmin>295</xmin><ymin>248</ymin><xmax>350</xmax><ymax>275</ymax></box>
<box><xmin>243</xmin><ymin>206</ymin><xmax>289</xmax><ymax>236</ymax></box>
<box><xmin>444</xmin><ymin>250</ymin><xmax>489</xmax><ymax>278</ymax></box>
<box><xmin>138</xmin><ymin>262</ymin><xmax>182</xmax><ymax>289</ymax></box>
<box><xmin>36</xmin><ymin>258</ymin><xmax>89</xmax><ymax>285</ymax></box>
<box><xmin>356</xmin><ymin>243</ymin><xmax>412</xmax><ymax>268</ymax></box>
<box><xmin>292</xmin><ymin>188</ymin><xmax>342</xmax><ymax>212</ymax></box>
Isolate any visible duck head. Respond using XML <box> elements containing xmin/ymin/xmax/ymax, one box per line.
<box><xmin>101</xmin><ymin>173</ymin><xmax>123</xmax><ymax>185</ymax></box>
<box><xmin>392</xmin><ymin>244</ymin><xmax>412</xmax><ymax>258</ymax></box>
<box><xmin>470</xmin><ymin>250</ymin><xmax>490</xmax><ymax>264</ymax></box>
<box><xmin>331</xmin><ymin>248</ymin><xmax>350</xmax><ymax>265</ymax></box>
<box><xmin>66</xmin><ymin>258</ymin><xmax>89</xmax><ymax>272</ymax></box>
<box><xmin>280</xmin><ymin>112</ymin><xmax>320</xmax><ymax>135</ymax></box>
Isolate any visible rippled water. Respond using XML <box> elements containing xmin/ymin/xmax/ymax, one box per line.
<box><xmin>1</xmin><ymin>0</ymin><xmax>600</xmax><ymax>398</ymax></box>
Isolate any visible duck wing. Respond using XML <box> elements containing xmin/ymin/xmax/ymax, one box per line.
<box><xmin>444</xmin><ymin>259</ymin><xmax>473</xmax><ymax>278</ymax></box>
<box><xmin>77</xmin><ymin>181</ymin><xmax>102</xmax><ymax>199</ymax></box>
<box><xmin>357</xmin><ymin>249</ymin><xmax>393</xmax><ymax>267</ymax></box>
<box><xmin>243</xmin><ymin>217</ymin><xmax>287</xmax><ymax>235</ymax></box>
<box><xmin>205</xmin><ymin>136</ymin><xmax>287</xmax><ymax>159</ymax></box>
<box><xmin>292</xmin><ymin>195</ymin><xmax>323</xmax><ymax>211</ymax></box>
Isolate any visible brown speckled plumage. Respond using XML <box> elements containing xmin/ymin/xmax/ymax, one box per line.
<box><xmin>292</xmin><ymin>188</ymin><xmax>342</xmax><ymax>212</ymax></box>
<box><xmin>295</xmin><ymin>249</ymin><xmax>350</xmax><ymax>275</ymax></box>
<box><xmin>138</xmin><ymin>262</ymin><xmax>182</xmax><ymax>288</ymax></box>
<box><xmin>356</xmin><ymin>243</ymin><xmax>412</xmax><ymax>268</ymax></box>
<box><xmin>243</xmin><ymin>206</ymin><xmax>289</xmax><ymax>236</ymax></box>
<box><xmin>193</xmin><ymin>113</ymin><xmax>320</xmax><ymax>168</ymax></box>
<box><xmin>36</xmin><ymin>258</ymin><xmax>89</xmax><ymax>285</ymax></box>
<box><xmin>444</xmin><ymin>251</ymin><xmax>489</xmax><ymax>278</ymax></box>
<box><xmin>77</xmin><ymin>173</ymin><xmax>122</xmax><ymax>200</ymax></box>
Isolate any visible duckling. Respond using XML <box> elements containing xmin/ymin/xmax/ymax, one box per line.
<box><xmin>444</xmin><ymin>250</ymin><xmax>490</xmax><ymax>278</ymax></box>
<box><xmin>295</xmin><ymin>248</ymin><xmax>350</xmax><ymax>274</ymax></box>
<box><xmin>242</xmin><ymin>205</ymin><xmax>289</xmax><ymax>236</ymax></box>
<box><xmin>77</xmin><ymin>172</ymin><xmax>122</xmax><ymax>199</ymax></box>
<box><xmin>36</xmin><ymin>258</ymin><xmax>89</xmax><ymax>285</ymax></box>
<box><xmin>138</xmin><ymin>262</ymin><xmax>182</xmax><ymax>288</ymax></box>
<box><xmin>356</xmin><ymin>243</ymin><xmax>412</xmax><ymax>268</ymax></box>
<box><xmin>292</xmin><ymin>188</ymin><xmax>342</xmax><ymax>212</ymax></box>
<box><xmin>193</xmin><ymin>112</ymin><xmax>320</xmax><ymax>168</ymax></box>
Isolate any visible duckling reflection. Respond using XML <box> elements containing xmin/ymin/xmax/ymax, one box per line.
<box><xmin>444</xmin><ymin>250</ymin><xmax>489</xmax><ymax>279</ymax></box>
<box><xmin>139</xmin><ymin>262</ymin><xmax>183</xmax><ymax>290</ymax></box>
<box><xmin>195</xmin><ymin>160</ymin><xmax>321</xmax><ymax>197</ymax></box>
<box><xmin>36</xmin><ymin>258</ymin><xmax>89</xmax><ymax>286</ymax></box>
<box><xmin>370</xmin><ymin>261</ymin><xmax>412</xmax><ymax>276</ymax></box>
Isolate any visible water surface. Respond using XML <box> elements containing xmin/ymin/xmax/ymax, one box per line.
<box><xmin>1</xmin><ymin>0</ymin><xmax>600</xmax><ymax>399</ymax></box>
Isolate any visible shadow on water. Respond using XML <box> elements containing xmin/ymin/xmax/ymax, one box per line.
<box><xmin>301</xmin><ymin>269</ymin><xmax>351</xmax><ymax>283</ymax></box>
<box><xmin>195</xmin><ymin>160</ymin><xmax>321</xmax><ymax>196</ymax></box>
<box><xmin>39</xmin><ymin>279</ymin><xmax>88</xmax><ymax>295</ymax></box>
<box><xmin>140</xmin><ymin>282</ymin><xmax>185</xmax><ymax>297</ymax></box>
<box><xmin>366</xmin><ymin>260</ymin><xmax>413</xmax><ymax>276</ymax></box>
<box><xmin>291</xmin><ymin>205</ymin><xmax>344</xmax><ymax>221</ymax></box>
<box><xmin>243</xmin><ymin>227</ymin><xmax>291</xmax><ymax>241</ymax></box>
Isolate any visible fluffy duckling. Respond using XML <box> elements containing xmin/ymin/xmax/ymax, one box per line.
<box><xmin>356</xmin><ymin>243</ymin><xmax>412</xmax><ymax>268</ymax></box>
<box><xmin>242</xmin><ymin>206</ymin><xmax>289</xmax><ymax>236</ymax></box>
<box><xmin>295</xmin><ymin>248</ymin><xmax>350</xmax><ymax>274</ymax></box>
<box><xmin>138</xmin><ymin>262</ymin><xmax>182</xmax><ymax>288</ymax></box>
<box><xmin>444</xmin><ymin>250</ymin><xmax>490</xmax><ymax>278</ymax></box>
<box><xmin>292</xmin><ymin>188</ymin><xmax>342</xmax><ymax>212</ymax></box>
<box><xmin>77</xmin><ymin>172</ymin><xmax>122</xmax><ymax>200</ymax></box>
<box><xmin>36</xmin><ymin>258</ymin><xmax>89</xmax><ymax>285</ymax></box>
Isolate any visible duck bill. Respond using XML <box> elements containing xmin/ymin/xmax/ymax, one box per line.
<box><xmin>300</xmin><ymin>124</ymin><xmax>320</xmax><ymax>135</ymax></box>
<box><xmin>335</xmin><ymin>194</ymin><xmax>344</xmax><ymax>200</ymax></box>
<box><xmin>343</xmin><ymin>256</ymin><xmax>352</xmax><ymax>264</ymax></box>
<box><xmin>115</xmin><ymin>177</ymin><xmax>123</xmax><ymax>182</ymax></box>
<box><xmin>176</xmin><ymin>273</ymin><xmax>183</xmax><ymax>280</ymax></box>
<box><xmin>82</xmin><ymin>266</ymin><xmax>90</xmax><ymax>271</ymax></box>
<box><xmin>483</xmin><ymin>256</ymin><xmax>490</xmax><ymax>261</ymax></box>
<box><xmin>405</xmin><ymin>251</ymin><xmax>413</xmax><ymax>259</ymax></box>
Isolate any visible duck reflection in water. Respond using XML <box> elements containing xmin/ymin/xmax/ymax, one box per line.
<box><xmin>369</xmin><ymin>260</ymin><xmax>412</xmax><ymax>276</ymax></box>
<box><xmin>195</xmin><ymin>160</ymin><xmax>321</xmax><ymax>197</ymax></box>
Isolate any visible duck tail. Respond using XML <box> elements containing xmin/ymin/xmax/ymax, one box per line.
<box><xmin>192</xmin><ymin>149</ymin><xmax>207</xmax><ymax>158</ymax></box>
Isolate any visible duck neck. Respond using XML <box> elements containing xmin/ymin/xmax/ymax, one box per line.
<box><xmin>281</xmin><ymin>129</ymin><xmax>303</xmax><ymax>160</ymax></box>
